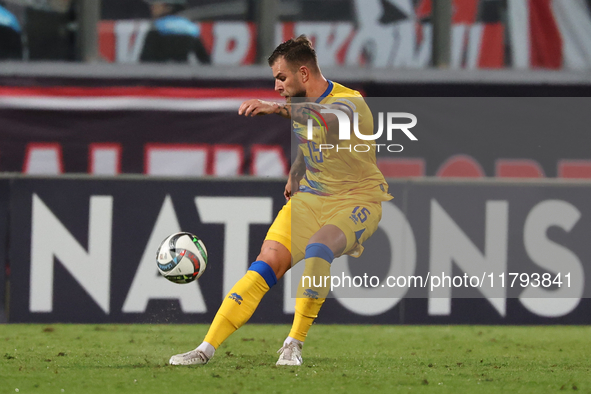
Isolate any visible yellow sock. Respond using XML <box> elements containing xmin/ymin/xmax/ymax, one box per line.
<box><xmin>289</xmin><ymin>255</ymin><xmax>332</xmax><ymax>342</ymax></box>
<box><xmin>204</xmin><ymin>262</ymin><xmax>276</xmax><ymax>348</ymax></box>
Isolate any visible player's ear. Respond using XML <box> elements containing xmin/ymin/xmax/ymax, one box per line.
<box><xmin>299</xmin><ymin>66</ymin><xmax>310</xmax><ymax>83</ymax></box>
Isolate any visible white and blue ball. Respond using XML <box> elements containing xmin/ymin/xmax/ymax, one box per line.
<box><xmin>156</xmin><ymin>232</ymin><xmax>208</xmax><ymax>284</ymax></box>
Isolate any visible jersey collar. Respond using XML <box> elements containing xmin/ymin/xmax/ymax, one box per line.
<box><xmin>315</xmin><ymin>80</ymin><xmax>334</xmax><ymax>103</ymax></box>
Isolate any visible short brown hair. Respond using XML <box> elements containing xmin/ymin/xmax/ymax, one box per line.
<box><xmin>268</xmin><ymin>35</ymin><xmax>319</xmax><ymax>72</ymax></box>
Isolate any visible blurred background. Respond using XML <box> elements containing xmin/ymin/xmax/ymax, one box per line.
<box><xmin>1</xmin><ymin>0</ymin><xmax>591</xmax><ymax>178</ymax></box>
<box><xmin>1</xmin><ymin>0</ymin><xmax>591</xmax><ymax>325</ymax></box>
<box><xmin>2</xmin><ymin>0</ymin><xmax>591</xmax><ymax>67</ymax></box>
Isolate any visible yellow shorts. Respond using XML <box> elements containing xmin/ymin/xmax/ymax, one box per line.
<box><xmin>265</xmin><ymin>192</ymin><xmax>382</xmax><ymax>264</ymax></box>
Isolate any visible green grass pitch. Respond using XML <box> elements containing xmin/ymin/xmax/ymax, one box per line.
<box><xmin>1</xmin><ymin>324</ymin><xmax>590</xmax><ymax>393</ymax></box>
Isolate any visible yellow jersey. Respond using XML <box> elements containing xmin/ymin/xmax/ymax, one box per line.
<box><xmin>293</xmin><ymin>80</ymin><xmax>392</xmax><ymax>202</ymax></box>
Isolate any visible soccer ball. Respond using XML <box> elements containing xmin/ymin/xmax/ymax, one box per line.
<box><xmin>156</xmin><ymin>232</ymin><xmax>208</xmax><ymax>284</ymax></box>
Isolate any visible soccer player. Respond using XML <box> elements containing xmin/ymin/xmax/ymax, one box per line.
<box><xmin>169</xmin><ymin>35</ymin><xmax>391</xmax><ymax>366</ymax></box>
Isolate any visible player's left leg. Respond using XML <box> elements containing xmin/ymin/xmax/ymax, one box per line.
<box><xmin>278</xmin><ymin>200</ymin><xmax>382</xmax><ymax>366</ymax></box>
<box><xmin>276</xmin><ymin>224</ymin><xmax>346</xmax><ymax>366</ymax></box>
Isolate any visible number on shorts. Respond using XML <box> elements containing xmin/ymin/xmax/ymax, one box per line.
<box><xmin>353</xmin><ymin>206</ymin><xmax>371</xmax><ymax>223</ymax></box>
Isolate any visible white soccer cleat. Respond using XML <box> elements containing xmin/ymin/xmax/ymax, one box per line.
<box><xmin>276</xmin><ymin>342</ymin><xmax>303</xmax><ymax>366</ymax></box>
<box><xmin>169</xmin><ymin>349</ymin><xmax>209</xmax><ymax>366</ymax></box>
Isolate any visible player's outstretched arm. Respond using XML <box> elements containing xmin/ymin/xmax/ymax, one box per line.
<box><xmin>238</xmin><ymin>99</ymin><xmax>290</xmax><ymax>118</ymax></box>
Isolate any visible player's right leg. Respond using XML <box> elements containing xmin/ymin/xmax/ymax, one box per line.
<box><xmin>169</xmin><ymin>240</ymin><xmax>290</xmax><ymax>365</ymax></box>
<box><xmin>170</xmin><ymin>203</ymin><xmax>293</xmax><ymax>366</ymax></box>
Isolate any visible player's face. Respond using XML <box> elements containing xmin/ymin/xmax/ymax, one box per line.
<box><xmin>271</xmin><ymin>57</ymin><xmax>306</xmax><ymax>98</ymax></box>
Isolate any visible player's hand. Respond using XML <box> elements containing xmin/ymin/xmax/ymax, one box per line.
<box><xmin>284</xmin><ymin>181</ymin><xmax>292</xmax><ymax>201</ymax></box>
<box><xmin>284</xmin><ymin>175</ymin><xmax>300</xmax><ymax>201</ymax></box>
<box><xmin>238</xmin><ymin>99</ymin><xmax>281</xmax><ymax>117</ymax></box>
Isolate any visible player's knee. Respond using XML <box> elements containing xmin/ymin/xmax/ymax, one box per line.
<box><xmin>256</xmin><ymin>241</ymin><xmax>291</xmax><ymax>279</ymax></box>
<box><xmin>304</xmin><ymin>243</ymin><xmax>335</xmax><ymax>264</ymax></box>
<box><xmin>247</xmin><ymin>260</ymin><xmax>278</xmax><ymax>288</ymax></box>
<box><xmin>308</xmin><ymin>225</ymin><xmax>347</xmax><ymax>256</ymax></box>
